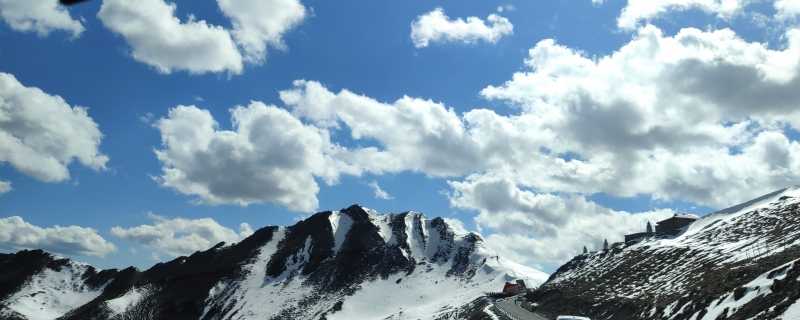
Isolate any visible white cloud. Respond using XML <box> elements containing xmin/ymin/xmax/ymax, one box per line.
<box><xmin>0</xmin><ymin>72</ymin><xmax>108</xmax><ymax>183</ymax></box>
<box><xmin>279</xmin><ymin>56</ymin><xmax>800</xmax><ymax>208</ymax></box>
<box><xmin>0</xmin><ymin>216</ymin><xmax>116</xmax><ymax>257</ymax></box>
<box><xmin>616</xmin><ymin>0</ymin><xmax>751</xmax><ymax>30</ymax></box>
<box><xmin>98</xmin><ymin>0</ymin><xmax>243</xmax><ymax>75</ymax></box>
<box><xmin>496</xmin><ymin>4</ymin><xmax>515</xmax><ymax>13</ymax></box>
<box><xmin>154</xmin><ymin>102</ymin><xmax>347</xmax><ymax>211</ymax></box>
<box><xmin>110</xmin><ymin>213</ymin><xmax>253</xmax><ymax>257</ymax></box>
<box><xmin>0</xmin><ymin>181</ymin><xmax>9</xmax><ymax>194</ymax></box>
<box><xmin>155</xmin><ymin>80</ymin><xmax>494</xmax><ymax>211</ymax></box>
<box><xmin>0</xmin><ymin>0</ymin><xmax>84</xmax><ymax>37</ymax></box>
<box><xmin>368</xmin><ymin>181</ymin><xmax>393</xmax><ymax>200</ymax></box>
<box><xmin>217</xmin><ymin>0</ymin><xmax>306</xmax><ymax>63</ymax></box>
<box><xmin>614</xmin><ymin>0</ymin><xmax>800</xmax><ymax>27</ymax></box>
<box><xmin>139</xmin><ymin>112</ymin><xmax>155</xmax><ymax>125</ymax></box>
<box><xmin>134</xmin><ymin>10</ymin><xmax>800</xmax><ymax>269</ymax></box>
<box><xmin>443</xmin><ymin>217</ymin><xmax>469</xmax><ymax>235</ymax></box>
<box><xmin>448</xmin><ymin>175</ymin><xmax>674</xmax><ymax>270</ymax></box>
<box><xmin>279</xmin><ymin>80</ymin><xmax>489</xmax><ymax>177</ymax></box>
<box><xmin>97</xmin><ymin>0</ymin><xmax>306</xmax><ymax>74</ymax></box>
<box><xmin>480</xmin><ymin>25</ymin><xmax>800</xmax><ymax>207</ymax></box>
<box><xmin>410</xmin><ymin>8</ymin><xmax>513</xmax><ymax>48</ymax></box>
<box><xmin>150</xmin><ymin>26</ymin><xmax>800</xmax><ymax>265</ymax></box>
<box><xmin>776</xmin><ymin>0</ymin><xmax>800</xmax><ymax>20</ymax></box>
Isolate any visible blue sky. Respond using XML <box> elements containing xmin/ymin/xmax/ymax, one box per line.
<box><xmin>2</xmin><ymin>0</ymin><xmax>799</xmax><ymax>272</ymax></box>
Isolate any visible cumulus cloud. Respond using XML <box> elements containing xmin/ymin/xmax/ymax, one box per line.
<box><xmin>110</xmin><ymin>213</ymin><xmax>253</xmax><ymax>257</ymax></box>
<box><xmin>279</xmin><ymin>80</ymin><xmax>492</xmax><ymax>177</ymax></box>
<box><xmin>271</xmin><ymin>22</ymin><xmax>800</xmax><ymax>208</ymax></box>
<box><xmin>98</xmin><ymin>0</ymin><xmax>243</xmax><ymax>75</ymax></box>
<box><xmin>156</xmin><ymin>80</ymin><xmax>523</xmax><ymax>211</ymax></box>
<box><xmin>153</xmin><ymin>102</ymin><xmax>349</xmax><ymax>212</ymax></box>
<box><xmin>410</xmin><ymin>8</ymin><xmax>513</xmax><ymax>48</ymax></box>
<box><xmin>218</xmin><ymin>0</ymin><xmax>306</xmax><ymax>63</ymax></box>
<box><xmin>125</xmin><ymin>4</ymin><xmax>800</xmax><ymax>269</ymax></box>
<box><xmin>776</xmin><ymin>0</ymin><xmax>800</xmax><ymax>20</ymax></box>
<box><xmin>480</xmin><ymin>25</ymin><xmax>800</xmax><ymax>207</ymax></box>
<box><xmin>496</xmin><ymin>4</ymin><xmax>515</xmax><ymax>13</ymax></box>
<box><xmin>368</xmin><ymin>181</ymin><xmax>393</xmax><ymax>200</ymax></box>
<box><xmin>0</xmin><ymin>72</ymin><xmax>108</xmax><ymax>183</ymax></box>
<box><xmin>149</xmin><ymin>25</ymin><xmax>800</xmax><ymax>266</ymax></box>
<box><xmin>156</xmin><ymin>79</ymin><xmax>505</xmax><ymax>211</ymax></box>
<box><xmin>262</xmin><ymin>25</ymin><xmax>800</xmax><ymax>265</ymax></box>
<box><xmin>282</xmin><ymin>65</ymin><xmax>800</xmax><ymax>208</ymax></box>
<box><xmin>0</xmin><ymin>0</ymin><xmax>84</xmax><ymax>37</ymax></box>
<box><xmin>448</xmin><ymin>175</ymin><xmax>674</xmax><ymax>270</ymax></box>
<box><xmin>0</xmin><ymin>181</ymin><xmax>9</xmax><ymax>195</ymax></box>
<box><xmin>97</xmin><ymin>0</ymin><xmax>306</xmax><ymax>74</ymax></box>
<box><xmin>616</xmin><ymin>0</ymin><xmax>751</xmax><ymax>30</ymax></box>
<box><xmin>0</xmin><ymin>216</ymin><xmax>116</xmax><ymax>257</ymax></box>
<box><xmin>613</xmin><ymin>0</ymin><xmax>800</xmax><ymax>28</ymax></box>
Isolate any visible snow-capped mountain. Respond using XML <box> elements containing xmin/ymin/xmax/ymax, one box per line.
<box><xmin>0</xmin><ymin>205</ymin><xmax>546</xmax><ymax>320</ymax></box>
<box><xmin>526</xmin><ymin>186</ymin><xmax>800</xmax><ymax>320</ymax></box>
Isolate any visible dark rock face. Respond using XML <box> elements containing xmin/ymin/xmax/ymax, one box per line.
<box><xmin>0</xmin><ymin>250</ymin><xmax>120</xmax><ymax>319</ymax></box>
<box><xmin>321</xmin><ymin>206</ymin><xmax>409</xmax><ymax>288</ymax></box>
<box><xmin>266</xmin><ymin>211</ymin><xmax>335</xmax><ymax>278</ymax></box>
<box><xmin>0</xmin><ymin>250</ymin><xmax>66</xmax><ymax>300</ymax></box>
<box><xmin>0</xmin><ymin>205</ymin><xmax>522</xmax><ymax>320</ymax></box>
<box><xmin>448</xmin><ymin>233</ymin><xmax>481</xmax><ymax>278</ymax></box>
<box><xmin>526</xmin><ymin>188</ymin><xmax>800</xmax><ymax>320</ymax></box>
<box><xmin>62</xmin><ymin>226</ymin><xmax>280</xmax><ymax>320</ymax></box>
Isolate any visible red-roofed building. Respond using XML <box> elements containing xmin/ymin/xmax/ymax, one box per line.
<box><xmin>502</xmin><ymin>280</ymin><xmax>527</xmax><ymax>295</ymax></box>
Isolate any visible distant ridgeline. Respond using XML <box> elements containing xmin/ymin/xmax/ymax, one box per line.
<box><xmin>526</xmin><ymin>187</ymin><xmax>800</xmax><ymax>320</ymax></box>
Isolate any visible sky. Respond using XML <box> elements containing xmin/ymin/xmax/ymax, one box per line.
<box><xmin>1</xmin><ymin>0</ymin><xmax>800</xmax><ymax>273</ymax></box>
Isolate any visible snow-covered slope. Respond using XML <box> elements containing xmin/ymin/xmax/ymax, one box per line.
<box><xmin>528</xmin><ymin>186</ymin><xmax>800</xmax><ymax>320</ymax></box>
<box><xmin>0</xmin><ymin>205</ymin><xmax>545</xmax><ymax>320</ymax></box>
<box><xmin>200</xmin><ymin>206</ymin><xmax>546</xmax><ymax>320</ymax></box>
<box><xmin>0</xmin><ymin>251</ymin><xmax>114</xmax><ymax>320</ymax></box>
<box><xmin>2</xmin><ymin>261</ymin><xmax>105</xmax><ymax>320</ymax></box>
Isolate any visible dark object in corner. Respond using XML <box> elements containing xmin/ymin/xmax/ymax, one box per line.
<box><xmin>59</xmin><ymin>0</ymin><xmax>92</xmax><ymax>6</ymax></box>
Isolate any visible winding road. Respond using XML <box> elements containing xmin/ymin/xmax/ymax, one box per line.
<box><xmin>494</xmin><ymin>297</ymin><xmax>549</xmax><ymax>320</ymax></box>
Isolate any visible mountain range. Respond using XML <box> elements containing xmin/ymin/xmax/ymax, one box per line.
<box><xmin>6</xmin><ymin>187</ymin><xmax>800</xmax><ymax>320</ymax></box>
<box><xmin>0</xmin><ymin>205</ymin><xmax>545</xmax><ymax>320</ymax></box>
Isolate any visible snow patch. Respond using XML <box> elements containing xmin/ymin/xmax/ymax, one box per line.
<box><xmin>483</xmin><ymin>305</ymin><xmax>501</xmax><ymax>320</ymax></box>
<box><xmin>782</xmin><ymin>297</ymin><xmax>800</xmax><ymax>319</ymax></box>
<box><xmin>210</xmin><ymin>228</ymin><xmax>315</xmax><ymax>320</ymax></box>
<box><xmin>329</xmin><ymin>211</ymin><xmax>353</xmax><ymax>253</ymax></box>
<box><xmin>695</xmin><ymin>259</ymin><xmax>796</xmax><ymax>320</ymax></box>
<box><xmin>328</xmin><ymin>260</ymin><xmax>507</xmax><ymax>320</ymax></box>
<box><xmin>478</xmin><ymin>242</ymin><xmax>549</xmax><ymax>285</ymax></box>
<box><xmin>4</xmin><ymin>262</ymin><xmax>107</xmax><ymax>320</ymax></box>
<box><xmin>405</xmin><ymin>213</ymin><xmax>427</xmax><ymax>259</ymax></box>
<box><xmin>366</xmin><ymin>208</ymin><xmax>394</xmax><ymax>245</ymax></box>
<box><xmin>105</xmin><ymin>286</ymin><xmax>149</xmax><ymax>315</ymax></box>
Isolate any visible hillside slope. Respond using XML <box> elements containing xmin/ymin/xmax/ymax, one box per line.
<box><xmin>0</xmin><ymin>205</ymin><xmax>545</xmax><ymax>320</ymax></box>
<box><xmin>528</xmin><ymin>187</ymin><xmax>800</xmax><ymax>320</ymax></box>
